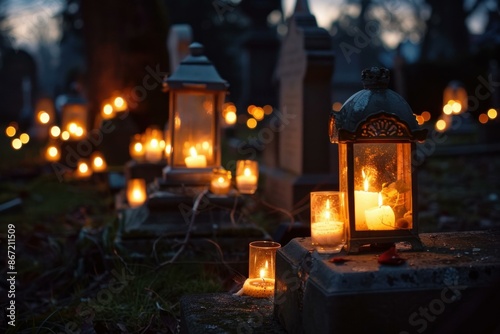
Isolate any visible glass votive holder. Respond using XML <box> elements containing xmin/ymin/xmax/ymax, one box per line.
<box><xmin>126</xmin><ymin>178</ymin><xmax>147</xmax><ymax>208</ymax></box>
<box><xmin>310</xmin><ymin>191</ymin><xmax>346</xmax><ymax>253</ymax></box>
<box><xmin>129</xmin><ymin>134</ymin><xmax>145</xmax><ymax>162</ymax></box>
<box><xmin>210</xmin><ymin>168</ymin><xmax>232</xmax><ymax>195</ymax></box>
<box><xmin>236</xmin><ymin>160</ymin><xmax>258</xmax><ymax>194</ymax></box>
<box><xmin>242</xmin><ymin>241</ymin><xmax>281</xmax><ymax>298</ymax></box>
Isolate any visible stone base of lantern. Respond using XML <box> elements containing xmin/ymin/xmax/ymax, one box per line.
<box><xmin>274</xmin><ymin>231</ymin><xmax>500</xmax><ymax>334</ymax></box>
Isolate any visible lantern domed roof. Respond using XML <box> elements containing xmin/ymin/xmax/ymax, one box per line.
<box><xmin>164</xmin><ymin>42</ymin><xmax>229</xmax><ymax>91</ymax></box>
<box><xmin>330</xmin><ymin>67</ymin><xmax>427</xmax><ymax>142</ymax></box>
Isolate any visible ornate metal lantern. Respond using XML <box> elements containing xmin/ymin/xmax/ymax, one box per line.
<box><xmin>162</xmin><ymin>42</ymin><xmax>228</xmax><ymax>185</ymax></box>
<box><xmin>329</xmin><ymin>67</ymin><xmax>428</xmax><ymax>253</ymax></box>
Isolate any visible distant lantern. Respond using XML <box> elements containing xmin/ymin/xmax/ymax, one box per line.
<box><xmin>329</xmin><ymin>67</ymin><xmax>428</xmax><ymax>253</ymax></box>
<box><xmin>443</xmin><ymin>80</ymin><xmax>468</xmax><ymax>114</ymax></box>
<box><xmin>60</xmin><ymin>86</ymin><xmax>88</xmax><ymax>140</ymax></box>
<box><xmin>162</xmin><ymin>42</ymin><xmax>229</xmax><ymax>184</ymax></box>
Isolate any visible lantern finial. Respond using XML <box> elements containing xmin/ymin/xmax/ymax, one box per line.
<box><xmin>189</xmin><ymin>42</ymin><xmax>204</xmax><ymax>57</ymax></box>
<box><xmin>361</xmin><ymin>67</ymin><xmax>390</xmax><ymax>89</ymax></box>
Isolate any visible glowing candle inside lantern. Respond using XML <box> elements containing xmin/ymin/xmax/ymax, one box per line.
<box><xmin>184</xmin><ymin>146</ymin><xmax>207</xmax><ymax>168</ymax></box>
<box><xmin>354</xmin><ymin>169</ymin><xmax>379</xmax><ymax>230</ymax></box>
<box><xmin>129</xmin><ymin>134</ymin><xmax>145</xmax><ymax>161</ymax></box>
<box><xmin>365</xmin><ymin>193</ymin><xmax>395</xmax><ymax>230</ymax></box>
<box><xmin>145</xmin><ymin>138</ymin><xmax>163</xmax><ymax>163</ymax></box>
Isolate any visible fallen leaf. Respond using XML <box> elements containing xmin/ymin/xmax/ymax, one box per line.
<box><xmin>377</xmin><ymin>245</ymin><xmax>406</xmax><ymax>266</ymax></box>
<box><xmin>328</xmin><ymin>257</ymin><xmax>351</xmax><ymax>264</ymax></box>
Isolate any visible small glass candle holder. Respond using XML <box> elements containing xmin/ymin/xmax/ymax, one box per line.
<box><xmin>144</xmin><ymin>126</ymin><xmax>164</xmax><ymax>163</ymax></box>
<box><xmin>310</xmin><ymin>191</ymin><xmax>346</xmax><ymax>253</ymax></box>
<box><xmin>129</xmin><ymin>134</ymin><xmax>145</xmax><ymax>162</ymax></box>
<box><xmin>236</xmin><ymin>160</ymin><xmax>258</xmax><ymax>194</ymax></box>
<box><xmin>242</xmin><ymin>241</ymin><xmax>281</xmax><ymax>298</ymax></box>
<box><xmin>126</xmin><ymin>178</ymin><xmax>147</xmax><ymax>208</ymax></box>
<box><xmin>210</xmin><ymin>168</ymin><xmax>232</xmax><ymax>195</ymax></box>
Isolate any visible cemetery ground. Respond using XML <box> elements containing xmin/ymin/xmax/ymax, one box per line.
<box><xmin>1</xmin><ymin>131</ymin><xmax>500</xmax><ymax>333</ymax></box>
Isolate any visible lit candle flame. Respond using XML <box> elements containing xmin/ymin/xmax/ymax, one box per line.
<box><xmin>378</xmin><ymin>193</ymin><xmax>383</xmax><ymax>207</ymax></box>
<box><xmin>244</xmin><ymin>167</ymin><xmax>251</xmax><ymax>177</ymax></box>
<box><xmin>324</xmin><ymin>199</ymin><xmax>331</xmax><ymax>220</ymax></box>
<box><xmin>189</xmin><ymin>146</ymin><xmax>198</xmax><ymax>157</ymax></box>
<box><xmin>362</xmin><ymin>169</ymin><xmax>369</xmax><ymax>192</ymax></box>
<box><xmin>218</xmin><ymin>176</ymin><xmax>225</xmax><ymax>184</ymax></box>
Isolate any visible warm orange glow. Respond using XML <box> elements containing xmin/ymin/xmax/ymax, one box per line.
<box><xmin>38</xmin><ymin>111</ymin><xmax>50</xmax><ymax>124</ymax></box>
<box><xmin>421</xmin><ymin>111</ymin><xmax>431</xmax><ymax>122</ymax></box>
<box><xmin>332</xmin><ymin>102</ymin><xmax>343</xmax><ymax>112</ymax></box>
<box><xmin>362</xmin><ymin>169</ymin><xmax>369</xmax><ymax>192</ymax></box>
<box><xmin>435</xmin><ymin>119</ymin><xmax>447</xmax><ymax>131</ymax></box>
<box><xmin>113</xmin><ymin>97</ymin><xmax>126</xmax><ymax>110</ymax></box>
<box><xmin>19</xmin><ymin>133</ymin><xmax>30</xmax><ymax>144</ymax></box>
<box><xmin>61</xmin><ymin>131</ymin><xmax>70</xmax><ymax>141</ymax></box>
<box><xmin>247</xmin><ymin>105</ymin><xmax>256</xmax><ymax>115</ymax></box>
<box><xmin>479</xmin><ymin>113</ymin><xmax>489</xmax><ymax>124</ymax></box>
<box><xmin>127</xmin><ymin>179</ymin><xmax>147</xmax><ymax>207</ymax></box>
<box><xmin>416</xmin><ymin>115</ymin><xmax>424</xmax><ymax>125</ymax></box>
<box><xmin>102</xmin><ymin>103</ymin><xmax>114</xmax><ymax>118</ymax></box>
<box><xmin>487</xmin><ymin>108</ymin><xmax>497</xmax><ymax>120</ymax></box>
<box><xmin>189</xmin><ymin>146</ymin><xmax>198</xmax><ymax>157</ymax></box>
<box><xmin>244</xmin><ymin>167</ymin><xmax>251</xmax><ymax>177</ymax></box>
<box><xmin>11</xmin><ymin>138</ymin><xmax>22</xmax><ymax>150</ymax></box>
<box><xmin>253</xmin><ymin>107</ymin><xmax>265</xmax><ymax>121</ymax></box>
<box><xmin>263</xmin><ymin>105</ymin><xmax>273</xmax><ymax>115</ymax></box>
<box><xmin>134</xmin><ymin>142</ymin><xmax>143</xmax><ymax>153</ymax></box>
<box><xmin>443</xmin><ymin>104</ymin><xmax>453</xmax><ymax>115</ymax></box>
<box><xmin>50</xmin><ymin>126</ymin><xmax>61</xmax><ymax>138</ymax></box>
<box><xmin>225</xmin><ymin>111</ymin><xmax>237</xmax><ymax>125</ymax></box>
<box><xmin>5</xmin><ymin>126</ymin><xmax>16</xmax><ymax>137</ymax></box>
<box><xmin>165</xmin><ymin>144</ymin><xmax>172</xmax><ymax>157</ymax></box>
<box><xmin>79</xmin><ymin>162</ymin><xmax>89</xmax><ymax>174</ymax></box>
<box><xmin>45</xmin><ymin>144</ymin><xmax>60</xmax><ymax>162</ymax></box>
<box><xmin>91</xmin><ymin>152</ymin><xmax>107</xmax><ymax>172</ymax></box>
<box><xmin>451</xmin><ymin>101</ymin><xmax>462</xmax><ymax>114</ymax></box>
<box><xmin>246</xmin><ymin>118</ymin><xmax>257</xmax><ymax>129</ymax></box>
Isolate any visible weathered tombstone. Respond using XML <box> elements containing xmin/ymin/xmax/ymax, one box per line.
<box><xmin>262</xmin><ymin>0</ymin><xmax>337</xmax><ymax>223</ymax></box>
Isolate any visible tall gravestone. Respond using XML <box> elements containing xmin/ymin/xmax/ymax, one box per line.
<box><xmin>262</xmin><ymin>0</ymin><xmax>337</xmax><ymax>223</ymax></box>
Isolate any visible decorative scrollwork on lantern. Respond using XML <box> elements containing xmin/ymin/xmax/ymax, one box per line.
<box><xmin>359</xmin><ymin>113</ymin><xmax>410</xmax><ymax>139</ymax></box>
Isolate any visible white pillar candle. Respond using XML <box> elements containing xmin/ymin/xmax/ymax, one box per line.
<box><xmin>185</xmin><ymin>146</ymin><xmax>207</xmax><ymax>168</ymax></box>
<box><xmin>365</xmin><ymin>193</ymin><xmax>396</xmax><ymax>230</ymax></box>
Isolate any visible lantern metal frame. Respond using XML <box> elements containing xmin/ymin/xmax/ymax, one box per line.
<box><xmin>330</xmin><ymin>67</ymin><xmax>428</xmax><ymax>253</ymax></box>
<box><xmin>162</xmin><ymin>42</ymin><xmax>229</xmax><ymax>185</ymax></box>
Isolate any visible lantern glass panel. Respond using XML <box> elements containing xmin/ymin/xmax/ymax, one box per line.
<box><xmin>352</xmin><ymin>142</ymin><xmax>413</xmax><ymax>231</ymax></box>
<box><xmin>172</xmin><ymin>92</ymin><xmax>215</xmax><ymax>167</ymax></box>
